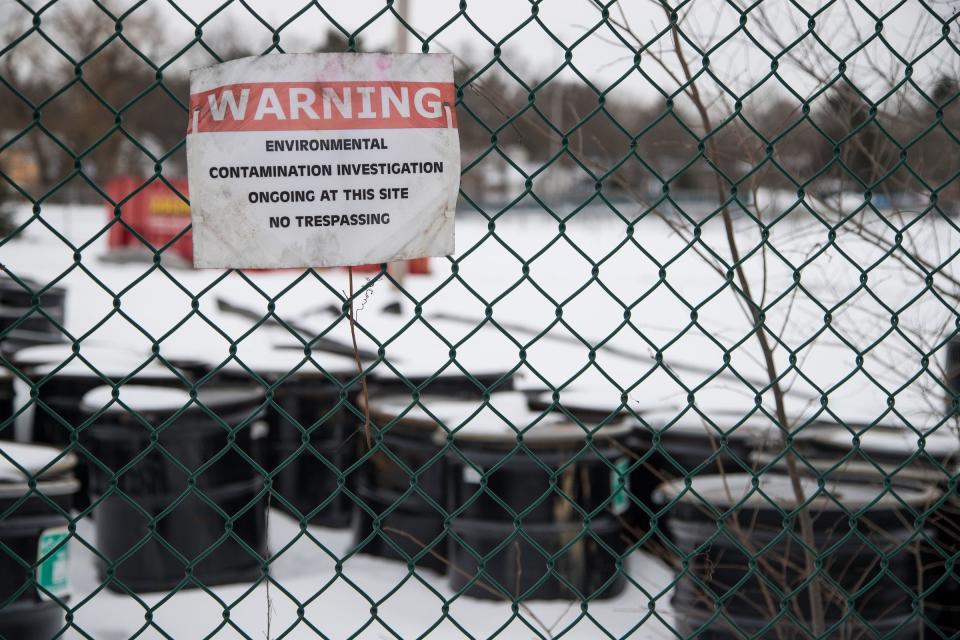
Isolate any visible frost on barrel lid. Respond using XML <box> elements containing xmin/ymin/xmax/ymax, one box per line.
<box><xmin>80</xmin><ymin>384</ymin><xmax>264</xmax><ymax>419</ymax></box>
<box><xmin>24</xmin><ymin>347</ymin><xmax>179</xmax><ymax>381</ymax></box>
<box><xmin>526</xmin><ymin>388</ymin><xmax>642</xmax><ymax>423</ymax></box>
<box><xmin>367</xmin><ymin>391</ymin><xmax>632</xmax><ymax>446</ymax></box>
<box><xmin>656</xmin><ymin>472</ymin><xmax>937</xmax><ymax>512</ymax></box>
<box><xmin>0</xmin><ymin>441</ymin><xmax>77</xmax><ymax>489</ymax></box>
<box><xmin>10</xmin><ymin>343</ymin><xmax>147</xmax><ymax>371</ymax></box>
<box><xmin>162</xmin><ymin>339</ymin><xmax>360</xmax><ymax>381</ymax></box>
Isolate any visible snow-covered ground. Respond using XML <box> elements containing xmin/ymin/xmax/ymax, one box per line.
<box><xmin>3</xmin><ymin>199</ymin><xmax>959</xmax><ymax>638</ymax></box>
<box><xmin>5</xmin><ymin>200</ymin><xmax>957</xmax><ymax>426</ymax></box>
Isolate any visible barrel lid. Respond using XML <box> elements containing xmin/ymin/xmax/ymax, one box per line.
<box><xmin>24</xmin><ymin>347</ymin><xmax>180</xmax><ymax>380</ymax></box>
<box><xmin>366</xmin><ymin>391</ymin><xmax>633</xmax><ymax>445</ymax></box>
<box><xmin>368</xmin><ymin>363</ymin><xmax>514</xmax><ymax>392</ymax></box>
<box><xmin>80</xmin><ymin>384</ymin><xmax>264</xmax><ymax>417</ymax></box>
<box><xmin>806</xmin><ymin>424</ymin><xmax>960</xmax><ymax>465</ymax></box>
<box><xmin>9</xmin><ymin>343</ymin><xmax>142</xmax><ymax>369</ymax></box>
<box><xmin>526</xmin><ymin>389</ymin><xmax>638</xmax><ymax>422</ymax></box>
<box><xmin>0</xmin><ymin>442</ymin><xmax>77</xmax><ymax>483</ymax></box>
<box><xmin>638</xmin><ymin>407</ymin><xmax>786</xmax><ymax>447</ymax></box>
<box><xmin>751</xmin><ymin>449</ymin><xmax>949</xmax><ymax>485</ymax></box>
<box><xmin>162</xmin><ymin>342</ymin><xmax>360</xmax><ymax>380</ymax></box>
<box><xmin>655</xmin><ymin>472</ymin><xmax>937</xmax><ymax>511</ymax></box>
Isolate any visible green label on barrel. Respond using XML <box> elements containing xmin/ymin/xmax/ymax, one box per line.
<box><xmin>610</xmin><ymin>457</ymin><xmax>631</xmax><ymax>515</ymax></box>
<box><xmin>36</xmin><ymin>527</ymin><xmax>70</xmax><ymax>599</ymax></box>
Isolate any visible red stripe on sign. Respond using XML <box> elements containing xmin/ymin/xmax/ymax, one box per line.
<box><xmin>188</xmin><ymin>81</ymin><xmax>457</xmax><ymax>133</ymax></box>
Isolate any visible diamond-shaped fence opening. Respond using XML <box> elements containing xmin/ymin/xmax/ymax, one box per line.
<box><xmin>1</xmin><ymin>0</ymin><xmax>960</xmax><ymax>637</ymax></box>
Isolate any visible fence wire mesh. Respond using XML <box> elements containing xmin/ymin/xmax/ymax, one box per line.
<box><xmin>1</xmin><ymin>0</ymin><xmax>960</xmax><ymax>638</ymax></box>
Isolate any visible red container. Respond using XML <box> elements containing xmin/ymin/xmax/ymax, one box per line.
<box><xmin>105</xmin><ymin>177</ymin><xmax>192</xmax><ymax>263</ymax></box>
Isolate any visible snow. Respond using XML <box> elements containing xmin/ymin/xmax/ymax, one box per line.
<box><xmin>0</xmin><ymin>441</ymin><xmax>76</xmax><ymax>482</ymax></box>
<box><xmin>64</xmin><ymin>512</ymin><xmax>675</xmax><ymax>639</ymax></box>
<box><xmin>656</xmin><ymin>472</ymin><xmax>938</xmax><ymax>510</ymax></box>
<box><xmin>3</xmin><ymin>200</ymin><xmax>959</xmax><ymax>637</ymax></box>
<box><xmin>80</xmin><ymin>385</ymin><xmax>194</xmax><ymax>414</ymax></box>
<box><xmin>367</xmin><ymin>391</ymin><xmax>633</xmax><ymax>444</ymax></box>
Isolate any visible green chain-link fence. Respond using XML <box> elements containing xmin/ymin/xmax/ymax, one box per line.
<box><xmin>2</xmin><ymin>0</ymin><xmax>960</xmax><ymax>637</ymax></box>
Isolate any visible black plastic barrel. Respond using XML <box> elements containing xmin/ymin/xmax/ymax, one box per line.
<box><xmin>0</xmin><ymin>368</ymin><xmax>13</xmax><ymax>441</ymax></box>
<box><xmin>0</xmin><ymin>442</ymin><xmax>78</xmax><ymax>640</ymax></box>
<box><xmin>436</xmin><ymin>392</ymin><xmax>634</xmax><ymax>600</ymax></box>
<box><xmin>658</xmin><ymin>473</ymin><xmax>936</xmax><ymax>639</ymax></box>
<box><xmin>181</xmin><ymin>350</ymin><xmax>362</xmax><ymax>528</ymax></box>
<box><xmin>0</xmin><ymin>277</ymin><xmax>66</xmax><ymax>352</ymax></box>
<box><xmin>80</xmin><ymin>384</ymin><xmax>268</xmax><ymax>592</ymax></box>
<box><xmin>526</xmin><ymin>390</ymin><xmax>660</xmax><ymax>538</ymax></box>
<box><xmin>19</xmin><ymin>348</ymin><xmax>185</xmax><ymax>512</ymax></box>
<box><xmin>22</xmin><ymin>348</ymin><xmax>184</xmax><ymax>448</ymax></box>
<box><xmin>640</xmin><ymin>407</ymin><xmax>784</xmax><ymax>479</ymax></box>
<box><xmin>762</xmin><ymin>422</ymin><xmax>960</xmax><ymax>637</ymax></box>
<box><xmin>265</xmin><ymin>372</ymin><xmax>360</xmax><ymax>527</ymax></box>
<box><xmin>352</xmin><ymin>392</ymin><xmax>450</xmax><ymax>572</ymax></box>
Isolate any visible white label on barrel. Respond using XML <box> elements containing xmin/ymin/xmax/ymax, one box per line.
<box><xmin>36</xmin><ymin>527</ymin><xmax>70</xmax><ymax>599</ymax></box>
<box><xmin>186</xmin><ymin>52</ymin><xmax>460</xmax><ymax>269</ymax></box>
<box><xmin>610</xmin><ymin>457</ymin><xmax>631</xmax><ymax>515</ymax></box>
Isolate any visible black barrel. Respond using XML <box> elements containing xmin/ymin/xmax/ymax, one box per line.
<box><xmin>658</xmin><ymin>473</ymin><xmax>937</xmax><ymax>639</ymax></box>
<box><xmin>640</xmin><ymin>407</ymin><xmax>785</xmax><ymax>480</ymax></box>
<box><xmin>526</xmin><ymin>389</ymin><xmax>659</xmax><ymax>539</ymax></box>
<box><xmin>180</xmin><ymin>349</ymin><xmax>362</xmax><ymax>528</ymax></box>
<box><xmin>438</xmin><ymin>392</ymin><xmax>634</xmax><ymax>600</ymax></box>
<box><xmin>757</xmin><ymin>422</ymin><xmax>960</xmax><ymax>637</ymax></box>
<box><xmin>18</xmin><ymin>347</ymin><xmax>185</xmax><ymax>512</ymax></box>
<box><xmin>352</xmin><ymin>392</ymin><xmax>450</xmax><ymax>572</ymax></box>
<box><xmin>0</xmin><ymin>442</ymin><xmax>78</xmax><ymax>640</ymax></box>
<box><xmin>20</xmin><ymin>347</ymin><xmax>184</xmax><ymax>448</ymax></box>
<box><xmin>259</xmin><ymin>363</ymin><xmax>360</xmax><ymax>528</ymax></box>
<box><xmin>0</xmin><ymin>277</ymin><xmax>66</xmax><ymax>352</ymax></box>
<box><xmin>80</xmin><ymin>384</ymin><xmax>267</xmax><ymax>593</ymax></box>
<box><xmin>0</xmin><ymin>368</ymin><xmax>13</xmax><ymax>441</ymax></box>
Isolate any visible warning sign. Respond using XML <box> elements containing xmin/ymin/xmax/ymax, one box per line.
<box><xmin>186</xmin><ymin>53</ymin><xmax>459</xmax><ymax>269</ymax></box>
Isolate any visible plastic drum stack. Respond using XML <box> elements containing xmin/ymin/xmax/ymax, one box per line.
<box><xmin>0</xmin><ymin>442</ymin><xmax>78</xmax><ymax>639</ymax></box>
<box><xmin>181</xmin><ymin>348</ymin><xmax>362</xmax><ymax>528</ymax></box>
<box><xmin>11</xmin><ymin>345</ymin><xmax>186</xmax><ymax>510</ymax></box>
<box><xmin>755</xmin><ymin>421</ymin><xmax>960</xmax><ymax>637</ymax></box>
<box><xmin>525</xmin><ymin>389</ymin><xmax>659</xmax><ymax>539</ymax></box>
<box><xmin>658</xmin><ymin>473</ymin><xmax>937</xmax><ymax>639</ymax></box>
<box><xmin>442</xmin><ymin>392</ymin><xmax>635</xmax><ymax>600</ymax></box>
<box><xmin>353</xmin><ymin>391</ymin><xmax>457</xmax><ymax>573</ymax></box>
<box><xmin>351</xmin><ymin>367</ymin><xmax>515</xmax><ymax>572</ymax></box>
<box><xmin>0</xmin><ymin>368</ymin><xmax>13</xmax><ymax>440</ymax></box>
<box><xmin>79</xmin><ymin>384</ymin><xmax>268</xmax><ymax>592</ymax></box>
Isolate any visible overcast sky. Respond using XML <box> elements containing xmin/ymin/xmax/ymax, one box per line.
<box><xmin>7</xmin><ymin>0</ymin><xmax>960</xmax><ymax>108</ymax></box>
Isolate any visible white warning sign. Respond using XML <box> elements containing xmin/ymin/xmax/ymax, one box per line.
<box><xmin>185</xmin><ymin>53</ymin><xmax>459</xmax><ymax>269</ymax></box>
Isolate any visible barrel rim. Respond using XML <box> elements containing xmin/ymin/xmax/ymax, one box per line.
<box><xmin>1</xmin><ymin>442</ymin><xmax>77</xmax><ymax>483</ymax></box>
<box><xmin>80</xmin><ymin>383</ymin><xmax>265</xmax><ymax>417</ymax></box>
<box><xmin>362</xmin><ymin>392</ymin><xmax>634</xmax><ymax>444</ymax></box>
<box><xmin>0</xmin><ymin>477</ymin><xmax>80</xmax><ymax>499</ymax></box>
<box><xmin>655</xmin><ymin>472</ymin><xmax>939</xmax><ymax>510</ymax></box>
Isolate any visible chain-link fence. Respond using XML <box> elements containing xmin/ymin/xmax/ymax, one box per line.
<box><xmin>2</xmin><ymin>0</ymin><xmax>960</xmax><ymax>638</ymax></box>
